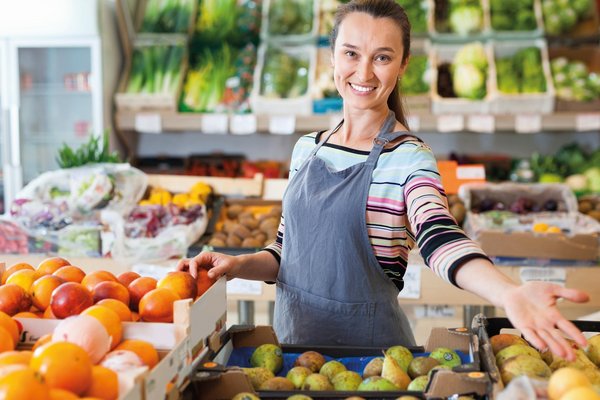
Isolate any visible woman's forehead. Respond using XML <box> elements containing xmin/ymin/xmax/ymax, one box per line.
<box><xmin>335</xmin><ymin>12</ymin><xmax>404</xmax><ymax>49</ymax></box>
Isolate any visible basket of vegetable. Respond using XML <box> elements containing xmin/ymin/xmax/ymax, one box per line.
<box><xmin>428</xmin><ymin>0</ymin><xmax>491</xmax><ymax>42</ymax></box>
<box><xmin>541</xmin><ymin>0</ymin><xmax>600</xmax><ymax>42</ymax></box>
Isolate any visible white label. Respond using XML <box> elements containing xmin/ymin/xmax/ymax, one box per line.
<box><xmin>407</xmin><ymin>115</ymin><xmax>420</xmax><ymax>132</ymax></box>
<box><xmin>230</xmin><ymin>114</ymin><xmax>257</xmax><ymax>135</ymax></box>
<box><xmin>201</xmin><ymin>114</ymin><xmax>228</xmax><ymax>134</ymax></box>
<box><xmin>269</xmin><ymin>115</ymin><xmax>296</xmax><ymax>135</ymax></box>
<box><xmin>456</xmin><ymin>165</ymin><xmax>486</xmax><ymax>180</ymax></box>
<box><xmin>467</xmin><ymin>115</ymin><xmax>495</xmax><ymax>133</ymax></box>
<box><xmin>398</xmin><ymin>263</ymin><xmax>421</xmax><ymax>299</ymax></box>
<box><xmin>132</xmin><ymin>263</ymin><xmax>173</xmax><ymax>281</ymax></box>
<box><xmin>437</xmin><ymin>115</ymin><xmax>464</xmax><ymax>132</ymax></box>
<box><xmin>329</xmin><ymin>114</ymin><xmax>343</xmax><ymax>131</ymax></box>
<box><xmin>134</xmin><ymin>113</ymin><xmax>162</xmax><ymax>134</ymax></box>
<box><xmin>414</xmin><ymin>305</ymin><xmax>456</xmax><ymax>318</ymax></box>
<box><xmin>575</xmin><ymin>113</ymin><xmax>600</xmax><ymax>132</ymax></box>
<box><xmin>519</xmin><ymin>267</ymin><xmax>566</xmax><ymax>287</ymax></box>
<box><xmin>515</xmin><ymin>115</ymin><xmax>542</xmax><ymax>134</ymax></box>
<box><xmin>227</xmin><ymin>278</ymin><xmax>263</xmax><ymax>295</ymax></box>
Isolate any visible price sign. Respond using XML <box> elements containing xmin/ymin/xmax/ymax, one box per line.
<box><xmin>515</xmin><ymin>115</ymin><xmax>542</xmax><ymax>134</ymax></box>
<box><xmin>575</xmin><ymin>113</ymin><xmax>600</xmax><ymax>132</ymax></box>
<box><xmin>407</xmin><ymin>115</ymin><xmax>421</xmax><ymax>132</ymax></box>
<box><xmin>230</xmin><ymin>114</ymin><xmax>257</xmax><ymax>135</ymax></box>
<box><xmin>467</xmin><ymin>115</ymin><xmax>495</xmax><ymax>133</ymax></box>
<box><xmin>456</xmin><ymin>165</ymin><xmax>486</xmax><ymax>180</ymax></box>
<box><xmin>134</xmin><ymin>113</ymin><xmax>162</xmax><ymax>134</ymax></box>
<box><xmin>269</xmin><ymin>115</ymin><xmax>296</xmax><ymax>135</ymax></box>
<box><xmin>201</xmin><ymin>114</ymin><xmax>228</xmax><ymax>134</ymax></box>
<box><xmin>437</xmin><ymin>115</ymin><xmax>464</xmax><ymax>132</ymax></box>
<box><xmin>227</xmin><ymin>278</ymin><xmax>263</xmax><ymax>295</ymax></box>
<box><xmin>519</xmin><ymin>267</ymin><xmax>566</xmax><ymax>287</ymax></box>
<box><xmin>397</xmin><ymin>263</ymin><xmax>421</xmax><ymax>299</ymax></box>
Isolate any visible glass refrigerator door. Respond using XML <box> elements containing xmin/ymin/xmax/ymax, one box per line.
<box><xmin>12</xmin><ymin>40</ymin><xmax>101</xmax><ymax>185</ymax></box>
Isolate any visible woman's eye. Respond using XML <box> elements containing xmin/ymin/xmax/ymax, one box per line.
<box><xmin>376</xmin><ymin>55</ymin><xmax>391</xmax><ymax>62</ymax></box>
<box><xmin>345</xmin><ymin>50</ymin><xmax>356</xmax><ymax>57</ymax></box>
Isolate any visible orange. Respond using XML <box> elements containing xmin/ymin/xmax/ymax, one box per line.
<box><xmin>83</xmin><ymin>366</ymin><xmax>118</xmax><ymax>400</ymax></box>
<box><xmin>53</xmin><ymin>266</ymin><xmax>86</xmax><ymax>283</ymax></box>
<box><xmin>0</xmin><ymin>284</ymin><xmax>32</xmax><ymax>316</ymax></box>
<box><xmin>1</xmin><ymin>262</ymin><xmax>34</xmax><ymax>284</ymax></box>
<box><xmin>96</xmin><ymin>299</ymin><xmax>132</xmax><ymax>322</ymax></box>
<box><xmin>32</xmin><ymin>334</ymin><xmax>53</xmax><ymax>352</ymax></box>
<box><xmin>32</xmin><ymin>275</ymin><xmax>65</xmax><ymax>311</ymax></box>
<box><xmin>127</xmin><ymin>277</ymin><xmax>157</xmax><ymax>311</ymax></box>
<box><xmin>0</xmin><ymin>366</ymin><xmax>50</xmax><ymax>400</ymax></box>
<box><xmin>157</xmin><ymin>271</ymin><xmax>197</xmax><ymax>300</ymax></box>
<box><xmin>13</xmin><ymin>311</ymin><xmax>39</xmax><ymax>318</ymax></box>
<box><xmin>115</xmin><ymin>339</ymin><xmax>159</xmax><ymax>368</ymax></box>
<box><xmin>92</xmin><ymin>281</ymin><xmax>130</xmax><ymax>305</ymax></box>
<box><xmin>37</xmin><ymin>257</ymin><xmax>70</xmax><ymax>276</ymax></box>
<box><xmin>117</xmin><ymin>271</ymin><xmax>140</xmax><ymax>287</ymax></box>
<box><xmin>30</xmin><ymin>341</ymin><xmax>92</xmax><ymax>395</ymax></box>
<box><xmin>81</xmin><ymin>306</ymin><xmax>123</xmax><ymax>349</ymax></box>
<box><xmin>43</xmin><ymin>306</ymin><xmax>57</xmax><ymax>319</ymax></box>
<box><xmin>0</xmin><ymin>326</ymin><xmax>15</xmax><ymax>352</ymax></box>
<box><xmin>0</xmin><ymin>311</ymin><xmax>20</xmax><ymax>344</ymax></box>
<box><xmin>81</xmin><ymin>271</ymin><xmax>117</xmax><ymax>293</ymax></box>
<box><xmin>0</xmin><ymin>350</ymin><xmax>32</xmax><ymax>365</ymax></box>
<box><xmin>49</xmin><ymin>388</ymin><xmax>80</xmax><ymax>400</ymax></box>
<box><xmin>197</xmin><ymin>269</ymin><xmax>215</xmax><ymax>298</ymax></box>
<box><xmin>139</xmin><ymin>288</ymin><xmax>179</xmax><ymax>323</ymax></box>
<box><xmin>5</xmin><ymin>269</ymin><xmax>38</xmax><ymax>292</ymax></box>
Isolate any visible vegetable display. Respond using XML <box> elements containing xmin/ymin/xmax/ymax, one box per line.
<box><xmin>396</xmin><ymin>0</ymin><xmax>428</xmax><ymax>34</ymax></box>
<box><xmin>541</xmin><ymin>0</ymin><xmax>593</xmax><ymax>35</ymax></box>
<box><xmin>401</xmin><ymin>54</ymin><xmax>430</xmax><ymax>95</ymax></box>
<box><xmin>194</xmin><ymin>0</ymin><xmax>261</xmax><ymax>46</ymax></box>
<box><xmin>140</xmin><ymin>0</ymin><xmax>195</xmax><ymax>33</ymax></box>
<box><xmin>261</xmin><ymin>47</ymin><xmax>310</xmax><ymax>99</ymax></box>
<box><xmin>435</xmin><ymin>0</ymin><xmax>484</xmax><ymax>35</ymax></box>
<box><xmin>125</xmin><ymin>44</ymin><xmax>185</xmax><ymax>95</ymax></box>
<box><xmin>496</xmin><ymin>47</ymin><xmax>546</xmax><ymax>95</ymax></box>
<box><xmin>490</xmin><ymin>0</ymin><xmax>537</xmax><ymax>31</ymax></box>
<box><xmin>551</xmin><ymin>57</ymin><xmax>600</xmax><ymax>102</ymax></box>
<box><xmin>448</xmin><ymin>42</ymin><xmax>488</xmax><ymax>100</ymax></box>
<box><xmin>267</xmin><ymin>0</ymin><xmax>315</xmax><ymax>36</ymax></box>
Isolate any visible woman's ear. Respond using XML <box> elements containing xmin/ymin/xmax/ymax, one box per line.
<box><xmin>399</xmin><ymin>54</ymin><xmax>411</xmax><ymax>77</ymax></box>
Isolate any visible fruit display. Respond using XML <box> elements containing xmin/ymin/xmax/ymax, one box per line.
<box><xmin>541</xmin><ymin>0</ymin><xmax>594</xmax><ymax>36</ymax></box>
<box><xmin>206</xmin><ymin>202</ymin><xmax>281</xmax><ymax>248</ymax></box>
<box><xmin>551</xmin><ymin>56</ymin><xmax>600</xmax><ymax>102</ymax></box>
<box><xmin>490</xmin><ymin>0</ymin><xmax>538</xmax><ymax>31</ymax></box>
<box><xmin>496</xmin><ymin>47</ymin><xmax>547</xmax><ymax>95</ymax></box>
<box><xmin>0</xmin><ymin>257</ymin><xmax>217</xmax><ymax>399</ymax></box>
<box><xmin>139</xmin><ymin>0</ymin><xmax>196</xmax><ymax>33</ymax></box>
<box><xmin>434</xmin><ymin>0</ymin><xmax>484</xmax><ymax>36</ymax></box>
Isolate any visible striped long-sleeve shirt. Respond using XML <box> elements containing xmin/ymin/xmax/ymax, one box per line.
<box><xmin>264</xmin><ymin>132</ymin><xmax>490</xmax><ymax>291</ymax></box>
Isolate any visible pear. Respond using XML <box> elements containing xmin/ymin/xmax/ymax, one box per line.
<box><xmin>427</xmin><ymin>364</ymin><xmax>452</xmax><ymax>379</ymax></box>
<box><xmin>231</xmin><ymin>392</ymin><xmax>260</xmax><ymax>400</ymax></box>
<box><xmin>357</xmin><ymin>376</ymin><xmax>399</xmax><ymax>391</ymax></box>
<box><xmin>250</xmin><ymin>344</ymin><xmax>283</xmax><ymax>374</ymax></box>
<box><xmin>386</xmin><ymin>345</ymin><xmax>414</xmax><ymax>372</ymax></box>
<box><xmin>408</xmin><ymin>356</ymin><xmax>440</xmax><ymax>379</ymax></box>
<box><xmin>587</xmin><ymin>334</ymin><xmax>600</xmax><ymax>367</ymax></box>
<box><xmin>490</xmin><ymin>333</ymin><xmax>529</xmax><ymax>355</ymax></box>
<box><xmin>259</xmin><ymin>376</ymin><xmax>295</xmax><ymax>391</ymax></box>
<box><xmin>429</xmin><ymin>347</ymin><xmax>461</xmax><ymax>368</ymax></box>
<box><xmin>496</xmin><ymin>344</ymin><xmax>541</xmax><ymax>367</ymax></box>
<box><xmin>331</xmin><ymin>370</ymin><xmax>362</xmax><ymax>391</ymax></box>
<box><xmin>301</xmin><ymin>373</ymin><xmax>334</xmax><ymax>391</ymax></box>
<box><xmin>319</xmin><ymin>360</ymin><xmax>346</xmax><ymax>381</ymax></box>
<box><xmin>242</xmin><ymin>367</ymin><xmax>274</xmax><ymax>390</ymax></box>
<box><xmin>407</xmin><ymin>375</ymin><xmax>429</xmax><ymax>391</ymax></box>
<box><xmin>286</xmin><ymin>366</ymin><xmax>312</xmax><ymax>389</ymax></box>
<box><xmin>295</xmin><ymin>351</ymin><xmax>326</xmax><ymax>373</ymax></box>
<box><xmin>363</xmin><ymin>357</ymin><xmax>384</xmax><ymax>378</ymax></box>
<box><xmin>500</xmin><ymin>355</ymin><xmax>551</xmax><ymax>385</ymax></box>
<box><xmin>382</xmin><ymin>353</ymin><xmax>411</xmax><ymax>390</ymax></box>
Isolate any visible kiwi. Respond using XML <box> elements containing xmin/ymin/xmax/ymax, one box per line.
<box><xmin>223</xmin><ymin>220</ymin><xmax>237</xmax><ymax>234</ymax></box>
<box><xmin>260</xmin><ymin>217</ymin><xmax>279</xmax><ymax>233</ymax></box>
<box><xmin>208</xmin><ymin>237</ymin><xmax>226</xmax><ymax>247</ymax></box>
<box><xmin>238</xmin><ymin>211</ymin><xmax>254</xmax><ymax>220</ymax></box>
<box><xmin>212</xmin><ymin>232</ymin><xmax>227</xmax><ymax>241</ymax></box>
<box><xmin>578</xmin><ymin>200</ymin><xmax>593</xmax><ymax>214</ymax></box>
<box><xmin>253</xmin><ymin>231</ymin><xmax>267</xmax><ymax>243</ymax></box>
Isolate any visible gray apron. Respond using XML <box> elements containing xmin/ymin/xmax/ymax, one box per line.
<box><xmin>274</xmin><ymin>111</ymin><xmax>416</xmax><ymax>347</ymax></box>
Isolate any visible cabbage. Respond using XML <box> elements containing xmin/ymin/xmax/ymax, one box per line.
<box><xmin>449</xmin><ymin>6</ymin><xmax>482</xmax><ymax>35</ymax></box>
<box><xmin>452</xmin><ymin>64</ymin><xmax>486</xmax><ymax>99</ymax></box>
<box><xmin>453</xmin><ymin>43</ymin><xmax>488</xmax><ymax>71</ymax></box>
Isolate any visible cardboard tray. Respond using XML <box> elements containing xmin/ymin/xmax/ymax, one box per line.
<box><xmin>472</xmin><ymin>314</ymin><xmax>600</xmax><ymax>394</ymax></box>
<box><xmin>187</xmin><ymin>324</ymin><xmax>490</xmax><ymax>400</ymax></box>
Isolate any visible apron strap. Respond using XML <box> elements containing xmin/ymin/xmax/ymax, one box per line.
<box><xmin>309</xmin><ymin>119</ymin><xmax>344</xmax><ymax>158</ymax></box>
<box><xmin>365</xmin><ymin>111</ymin><xmax>401</xmax><ymax>166</ymax></box>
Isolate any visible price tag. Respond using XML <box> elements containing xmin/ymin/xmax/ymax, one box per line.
<box><xmin>575</xmin><ymin>113</ymin><xmax>600</xmax><ymax>132</ymax></box>
<box><xmin>397</xmin><ymin>263</ymin><xmax>421</xmax><ymax>299</ymax></box>
<box><xmin>467</xmin><ymin>115</ymin><xmax>495</xmax><ymax>133</ymax></box>
<box><xmin>230</xmin><ymin>114</ymin><xmax>257</xmax><ymax>135</ymax></box>
<box><xmin>515</xmin><ymin>114</ymin><xmax>542</xmax><ymax>134</ymax></box>
<box><xmin>269</xmin><ymin>115</ymin><xmax>296</xmax><ymax>135</ymax></box>
<box><xmin>436</xmin><ymin>115</ymin><xmax>464</xmax><ymax>132</ymax></box>
<box><xmin>519</xmin><ymin>267</ymin><xmax>566</xmax><ymax>287</ymax></box>
<box><xmin>131</xmin><ymin>263</ymin><xmax>172</xmax><ymax>281</ymax></box>
<box><xmin>201</xmin><ymin>114</ymin><xmax>228</xmax><ymax>134</ymax></box>
<box><xmin>134</xmin><ymin>113</ymin><xmax>162</xmax><ymax>134</ymax></box>
<box><xmin>414</xmin><ymin>305</ymin><xmax>456</xmax><ymax>318</ymax></box>
<box><xmin>407</xmin><ymin>115</ymin><xmax>420</xmax><ymax>132</ymax></box>
<box><xmin>456</xmin><ymin>165</ymin><xmax>486</xmax><ymax>180</ymax></box>
<box><xmin>227</xmin><ymin>278</ymin><xmax>263</xmax><ymax>295</ymax></box>
<box><xmin>329</xmin><ymin>114</ymin><xmax>343</xmax><ymax>131</ymax></box>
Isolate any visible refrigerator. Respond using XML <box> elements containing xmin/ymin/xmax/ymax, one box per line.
<box><xmin>0</xmin><ymin>0</ymin><xmax>108</xmax><ymax>214</ymax></box>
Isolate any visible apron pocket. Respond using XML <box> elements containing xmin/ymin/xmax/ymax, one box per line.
<box><xmin>274</xmin><ymin>280</ymin><xmax>375</xmax><ymax>347</ymax></box>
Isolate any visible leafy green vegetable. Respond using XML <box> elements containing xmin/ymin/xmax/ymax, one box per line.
<box><xmin>449</xmin><ymin>5</ymin><xmax>482</xmax><ymax>35</ymax></box>
<box><xmin>268</xmin><ymin>0</ymin><xmax>314</xmax><ymax>36</ymax></box>
<box><xmin>490</xmin><ymin>0</ymin><xmax>537</xmax><ymax>31</ymax></box>
<box><xmin>496</xmin><ymin>47</ymin><xmax>546</xmax><ymax>95</ymax></box>
<box><xmin>260</xmin><ymin>47</ymin><xmax>310</xmax><ymax>98</ymax></box>
<box><xmin>401</xmin><ymin>54</ymin><xmax>429</xmax><ymax>95</ymax></box>
<box><xmin>140</xmin><ymin>0</ymin><xmax>195</xmax><ymax>33</ymax></box>
<box><xmin>396</xmin><ymin>0</ymin><xmax>428</xmax><ymax>34</ymax></box>
<box><xmin>126</xmin><ymin>44</ymin><xmax>185</xmax><ymax>95</ymax></box>
<box><xmin>56</xmin><ymin>131</ymin><xmax>121</xmax><ymax>169</ymax></box>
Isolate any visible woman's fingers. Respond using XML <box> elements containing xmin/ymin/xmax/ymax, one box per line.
<box><xmin>521</xmin><ymin>327</ymin><xmax>546</xmax><ymax>352</ymax></box>
<box><xmin>553</xmin><ymin>286</ymin><xmax>590</xmax><ymax>304</ymax></box>
<box><xmin>556</xmin><ymin>318</ymin><xmax>587</xmax><ymax>348</ymax></box>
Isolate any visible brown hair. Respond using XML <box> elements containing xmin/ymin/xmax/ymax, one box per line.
<box><xmin>330</xmin><ymin>0</ymin><xmax>412</xmax><ymax>130</ymax></box>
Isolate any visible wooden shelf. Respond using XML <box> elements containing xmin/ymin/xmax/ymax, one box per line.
<box><xmin>115</xmin><ymin>110</ymin><xmax>600</xmax><ymax>134</ymax></box>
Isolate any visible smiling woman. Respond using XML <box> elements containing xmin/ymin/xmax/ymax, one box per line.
<box><xmin>179</xmin><ymin>0</ymin><xmax>589</xmax><ymax>357</ymax></box>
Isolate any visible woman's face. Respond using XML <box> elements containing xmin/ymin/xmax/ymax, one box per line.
<box><xmin>332</xmin><ymin>12</ymin><xmax>407</xmax><ymax>113</ymax></box>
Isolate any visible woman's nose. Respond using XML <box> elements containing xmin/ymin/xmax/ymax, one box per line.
<box><xmin>356</xmin><ymin>60</ymin><xmax>373</xmax><ymax>82</ymax></box>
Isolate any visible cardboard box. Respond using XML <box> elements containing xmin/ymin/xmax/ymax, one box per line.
<box><xmin>437</xmin><ymin>161</ymin><xmax>486</xmax><ymax>195</ymax></box>
<box><xmin>188</xmin><ymin>324</ymin><xmax>489</xmax><ymax>399</ymax></box>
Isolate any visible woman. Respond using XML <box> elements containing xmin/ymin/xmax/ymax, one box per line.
<box><xmin>179</xmin><ymin>0</ymin><xmax>587</xmax><ymax>359</ymax></box>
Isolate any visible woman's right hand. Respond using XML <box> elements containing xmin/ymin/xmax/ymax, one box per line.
<box><xmin>176</xmin><ymin>251</ymin><xmax>242</xmax><ymax>281</ymax></box>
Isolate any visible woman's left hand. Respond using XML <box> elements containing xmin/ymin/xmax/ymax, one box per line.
<box><xmin>501</xmin><ymin>281</ymin><xmax>589</xmax><ymax>361</ymax></box>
